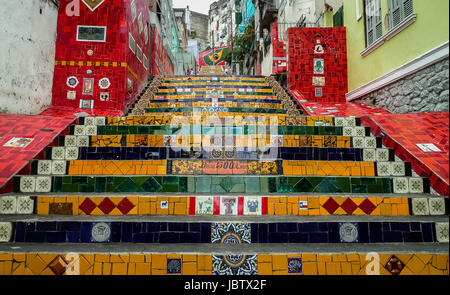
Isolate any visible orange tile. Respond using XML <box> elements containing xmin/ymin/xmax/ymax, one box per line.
<box><xmin>302</xmin><ymin>262</ymin><xmax>317</xmax><ymax>275</ymax></box>
<box><xmin>183</xmin><ymin>262</ymin><xmax>198</xmax><ymax>275</ymax></box>
<box><xmin>103</xmin><ymin>263</ymin><xmax>112</xmax><ymax>275</ymax></box>
<box><xmin>272</xmin><ymin>255</ymin><xmax>287</xmax><ymax>271</ymax></box>
<box><xmin>341</xmin><ymin>262</ymin><xmax>352</xmax><ymax>275</ymax></box>
<box><xmin>317</xmin><ymin>262</ymin><xmax>326</xmax><ymax>275</ymax></box>
<box><xmin>135</xmin><ymin>263</ymin><xmax>151</xmax><ymax>275</ymax></box>
<box><xmin>258</xmin><ymin>262</ymin><xmax>273</xmax><ymax>275</ymax></box>
<box><xmin>326</xmin><ymin>262</ymin><xmax>341</xmax><ymax>275</ymax></box>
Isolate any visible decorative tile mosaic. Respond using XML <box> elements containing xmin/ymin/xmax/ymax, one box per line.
<box><xmin>287</xmin><ymin>257</ymin><xmax>303</xmax><ymax>274</ymax></box>
<box><xmin>91</xmin><ymin>222</ymin><xmax>112</xmax><ymax>243</ymax></box>
<box><xmin>428</xmin><ymin>198</ymin><xmax>446</xmax><ymax>215</ymax></box>
<box><xmin>435</xmin><ymin>223</ymin><xmax>449</xmax><ymax>243</ymax></box>
<box><xmin>16</xmin><ymin>196</ymin><xmax>34</xmax><ymax>214</ymax></box>
<box><xmin>0</xmin><ymin>222</ymin><xmax>12</xmax><ymax>242</ymax></box>
<box><xmin>412</xmin><ymin>198</ymin><xmax>429</xmax><ymax>216</ymax></box>
<box><xmin>339</xmin><ymin>222</ymin><xmax>359</xmax><ymax>243</ymax></box>
<box><xmin>0</xmin><ymin>196</ymin><xmax>16</xmax><ymax>214</ymax></box>
<box><xmin>211</xmin><ymin>223</ymin><xmax>251</xmax><ymax>244</ymax></box>
<box><xmin>212</xmin><ymin>255</ymin><xmax>258</xmax><ymax>275</ymax></box>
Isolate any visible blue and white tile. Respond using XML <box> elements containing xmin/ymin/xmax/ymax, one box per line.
<box><xmin>339</xmin><ymin>222</ymin><xmax>359</xmax><ymax>243</ymax></box>
<box><xmin>211</xmin><ymin>223</ymin><xmax>251</xmax><ymax>244</ymax></box>
<box><xmin>212</xmin><ymin>254</ymin><xmax>258</xmax><ymax>275</ymax></box>
<box><xmin>90</xmin><ymin>222</ymin><xmax>111</xmax><ymax>243</ymax></box>
<box><xmin>244</xmin><ymin>197</ymin><xmax>261</xmax><ymax>216</ymax></box>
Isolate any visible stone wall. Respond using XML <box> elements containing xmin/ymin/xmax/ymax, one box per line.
<box><xmin>353</xmin><ymin>58</ymin><xmax>449</xmax><ymax>113</ymax></box>
<box><xmin>0</xmin><ymin>0</ymin><xmax>58</xmax><ymax>115</ymax></box>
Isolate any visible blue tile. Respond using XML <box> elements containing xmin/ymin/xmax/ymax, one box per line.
<box><xmin>14</xmin><ymin>222</ymin><xmax>25</xmax><ymax>242</ymax></box>
<box><xmin>80</xmin><ymin>222</ymin><xmax>92</xmax><ymax>243</ymax></box>
<box><xmin>67</xmin><ymin>231</ymin><xmax>81</xmax><ymax>243</ymax></box>
<box><xmin>36</xmin><ymin>222</ymin><xmax>57</xmax><ymax>231</ymax></box>
<box><xmin>179</xmin><ymin>232</ymin><xmax>201</xmax><ymax>243</ymax></box>
<box><xmin>358</xmin><ymin>222</ymin><xmax>369</xmax><ymax>243</ymax></box>
<box><xmin>268</xmin><ymin>223</ymin><xmax>277</xmax><ymax>233</ymax></box>
<box><xmin>189</xmin><ymin>223</ymin><xmax>200</xmax><ymax>232</ymax></box>
<box><xmin>327</xmin><ymin>223</ymin><xmax>340</xmax><ymax>243</ymax></box>
<box><xmin>111</xmin><ymin>222</ymin><xmax>122</xmax><ymax>242</ymax></box>
<box><xmin>369</xmin><ymin>223</ymin><xmax>383</xmax><ymax>242</ymax></box>
<box><xmin>258</xmin><ymin>224</ymin><xmax>268</xmax><ymax>243</ymax></box>
<box><xmin>390</xmin><ymin>222</ymin><xmax>410</xmax><ymax>232</ymax></box>
<box><xmin>58</xmin><ymin>222</ymin><xmax>81</xmax><ymax>232</ymax></box>
<box><xmin>383</xmin><ymin>231</ymin><xmax>403</xmax><ymax>242</ymax></box>
<box><xmin>403</xmin><ymin>232</ymin><xmax>423</xmax><ymax>242</ymax></box>
<box><xmin>168</xmin><ymin>222</ymin><xmax>189</xmax><ymax>232</ymax></box>
<box><xmin>298</xmin><ymin>223</ymin><xmax>318</xmax><ymax>232</ymax></box>
<box><xmin>132</xmin><ymin>222</ymin><xmax>143</xmax><ymax>233</ymax></box>
<box><xmin>277</xmin><ymin>223</ymin><xmax>297</xmax><ymax>233</ymax></box>
<box><xmin>251</xmin><ymin>224</ymin><xmax>258</xmax><ymax>243</ymax></box>
<box><xmin>132</xmin><ymin>233</ymin><xmax>153</xmax><ymax>243</ymax></box>
<box><xmin>46</xmin><ymin>232</ymin><xmax>67</xmax><ymax>243</ymax></box>
<box><xmin>268</xmin><ymin>233</ymin><xmax>288</xmax><ymax>243</ymax></box>
<box><xmin>145</xmin><ymin>222</ymin><xmax>160</xmax><ymax>232</ymax></box>
<box><xmin>25</xmin><ymin>222</ymin><xmax>35</xmax><ymax>232</ymax></box>
<box><xmin>25</xmin><ymin>232</ymin><xmax>45</xmax><ymax>243</ymax></box>
<box><xmin>410</xmin><ymin>222</ymin><xmax>421</xmax><ymax>231</ymax></box>
<box><xmin>159</xmin><ymin>222</ymin><xmax>168</xmax><ymax>232</ymax></box>
<box><xmin>421</xmin><ymin>223</ymin><xmax>434</xmax><ymax>242</ymax></box>
<box><xmin>200</xmin><ymin>223</ymin><xmax>211</xmax><ymax>243</ymax></box>
<box><xmin>122</xmin><ymin>223</ymin><xmax>132</xmax><ymax>242</ymax></box>
<box><xmin>318</xmin><ymin>222</ymin><xmax>328</xmax><ymax>231</ymax></box>
<box><xmin>382</xmin><ymin>222</ymin><xmax>390</xmax><ymax>231</ymax></box>
<box><xmin>310</xmin><ymin>232</ymin><xmax>328</xmax><ymax>243</ymax></box>
<box><xmin>288</xmin><ymin>233</ymin><xmax>309</xmax><ymax>243</ymax></box>
<box><xmin>159</xmin><ymin>232</ymin><xmax>179</xmax><ymax>243</ymax></box>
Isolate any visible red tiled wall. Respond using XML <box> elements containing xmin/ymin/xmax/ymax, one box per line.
<box><xmin>151</xmin><ymin>25</ymin><xmax>174</xmax><ymax>76</ymax></box>
<box><xmin>272</xmin><ymin>23</ymin><xmax>287</xmax><ymax>74</ymax></box>
<box><xmin>286</xmin><ymin>27</ymin><xmax>348</xmax><ymax>103</ymax></box>
<box><xmin>52</xmin><ymin>0</ymin><xmax>149</xmax><ymax>113</ymax></box>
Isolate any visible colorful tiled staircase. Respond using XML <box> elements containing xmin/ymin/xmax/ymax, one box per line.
<box><xmin>0</xmin><ymin>70</ymin><xmax>448</xmax><ymax>276</ymax></box>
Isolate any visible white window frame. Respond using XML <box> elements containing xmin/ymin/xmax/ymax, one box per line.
<box><xmin>76</xmin><ymin>25</ymin><xmax>107</xmax><ymax>42</ymax></box>
<box><xmin>129</xmin><ymin>33</ymin><xmax>136</xmax><ymax>54</ymax></box>
<box><xmin>136</xmin><ymin>45</ymin><xmax>142</xmax><ymax>63</ymax></box>
<box><xmin>143</xmin><ymin>55</ymin><xmax>148</xmax><ymax>70</ymax></box>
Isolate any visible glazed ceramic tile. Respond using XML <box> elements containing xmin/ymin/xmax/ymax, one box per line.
<box><xmin>219</xmin><ymin>196</ymin><xmax>238</xmax><ymax>215</ymax></box>
<box><xmin>91</xmin><ymin>222</ymin><xmax>111</xmax><ymax>243</ymax></box>
<box><xmin>65</xmin><ymin>147</ymin><xmax>79</xmax><ymax>160</ymax></box>
<box><xmin>52</xmin><ymin>147</ymin><xmax>66</xmax><ymax>160</ymax></box>
<box><xmin>52</xmin><ymin>160</ymin><xmax>66</xmax><ymax>175</ymax></box>
<box><xmin>409</xmin><ymin>178</ymin><xmax>424</xmax><ymax>193</ymax></box>
<box><xmin>65</xmin><ymin>135</ymin><xmax>77</xmax><ymax>147</ymax></box>
<box><xmin>363</xmin><ymin>149</ymin><xmax>376</xmax><ymax>162</ymax></box>
<box><xmin>38</xmin><ymin>160</ymin><xmax>52</xmax><ymax>175</ymax></box>
<box><xmin>287</xmin><ymin>257</ymin><xmax>303</xmax><ymax>274</ymax></box>
<box><xmin>85</xmin><ymin>125</ymin><xmax>97</xmax><ymax>136</ymax></box>
<box><xmin>384</xmin><ymin>255</ymin><xmax>405</xmax><ymax>275</ymax></box>
<box><xmin>74</xmin><ymin>125</ymin><xmax>86</xmax><ymax>136</ymax></box>
<box><xmin>0</xmin><ymin>196</ymin><xmax>16</xmax><ymax>214</ymax></box>
<box><xmin>167</xmin><ymin>258</ymin><xmax>182</xmax><ymax>275</ymax></box>
<box><xmin>428</xmin><ymin>198</ymin><xmax>446</xmax><ymax>215</ymax></box>
<box><xmin>364</xmin><ymin>137</ymin><xmax>377</xmax><ymax>149</ymax></box>
<box><xmin>390</xmin><ymin>162</ymin><xmax>405</xmax><ymax>176</ymax></box>
<box><xmin>16</xmin><ymin>196</ymin><xmax>34</xmax><ymax>214</ymax></box>
<box><xmin>20</xmin><ymin>176</ymin><xmax>36</xmax><ymax>193</ymax></box>
<box><xmin>345</xmin><ymin>117</ymin><xmax>356</xmax><ymax>127</ymax></box>
<box><xmin>244</xmin><ymin>196</ymin><xmax>261</xmax><ymax>215</ymax></box>
<box><xmin>84</xmin><ymin>117</ymin><xmax>96</xmax><ymax>126</ymax></box>
<box><xmin>342</xmin><ymin>127</ymin><xmax>354</xmax><ymax>137</ymax></box>
<box><xmin>0</xmin><ymin>222</ymin><xmax>12</xmax><ymax>242</ymax></box>
<box><xmin>375</xmin><ymin>149</ymin><xmax>390</xmax><ymax>162</ymax></box>
<box><xmin>352</xmin><ymin>137</ymin><xmax>364</xmax><ymax>149</ymax></box>
<box><xmin>76</xmin><ymin>136</ymin><xmax>90</xmax><ymax>147</ymax></box>
<box><xmin>339</xmin><ymin>222</ymin><xmax>359</xmax><ymax>243</ymax></box>
<box><xmin>411</xmin><ymin>198</ymin><xmax>429</xmax><ymax>215</ymax></box>
<box><xmin>393</xmin><ymin>177</ymin><xmax>409</xmax><ymax>194</ymax></box>
<box><xmin>435</xmin><ymin>223</ymin><xmax>449</xmax><ymax>243</ymax></box>
<box><xmin>35</xmin><ymin>176</ymin><xmax>52</xmax><ymax>193</ymax></box>
<box><xmin>212</xmin><ymin>254</ymin><xmax>258</xmax><ymax>275</ymax></box>
<box><xmin>334</xmin><ymin>117</ymin><xmax>345</xmax><ymax>126</ymax></box>
<box><xmin>377</xmin><ymin>162</ymin><xmax>391</xmax><ymax>176</ymax></box>
<box><xmin>195</xmin><ymin>196</ymin><xmax>214</xmax><ymax>215</ymax></box>
<box><xmin>95</xmin><ymin>117</ymin><xmax>106</xmax><ymax>125</ymax></box>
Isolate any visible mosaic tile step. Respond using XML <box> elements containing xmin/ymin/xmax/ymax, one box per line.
<box><xmin>81</xmin><ymin>125</ymin><xmax>368</xmax><ymax>137</ymax></box>
<box><xmin>12</xmin><ymin>175</ymin><xmax>430</xmax><ymax>194</ymax></box>
<box><xmin>26</xmin><ymin>159</ymin><xmax>408</xmax><ymax>177</ymax></box>
<box><xmin>1</xmin><ymin>219</ymin><xmax>447</xmax><ymax>244</ymax></box>
<box><xmin>24</xmin><ymin>195</ymin><xmax>448</xmax><ymax>216</ymax></box>
<box><xmin>147</xmin><ymin>102</ymin><xmax>284</xmax><ymax>109</ymax></box>
<box><xmin>153</xmin><ymin>94</ymin><xmax>278</xmax><ymax>100</ymax></box>
<box><xmin>161</xmin><ymin>82</ymin><xmax>270</xmax><ymax>87</ymax></box>
<box><xmin>142</xmin><ymin>107</ymin><xmax>287</xmax><ymax>114</ymax></box>
<box><xmin>157</xmin><ymin>90</ymin><xmax>275</xmax><ymax>96</ymax></box>
<box><xmin>100</xmin><ymin>116</ymin><xmax>338</xmax><ymax>127</ymax></box>
<box><xmin>150</xmin><ymin>97</ymin><xmax>282</xmax><ymax>104</ymax></box>
<box><xmin>84</xmin><ymin>134</ymin><xmax>356</xmax><ymax>148</ymax></box>
<box><xmin>0</xmin><ymin>251</ymin><xmax>447</xmax><ymax>275</ymax></box>
<box><xmin>165</xmin><ymin>75</ymin><xmax>266</xmax><ymax>79</ymax></box>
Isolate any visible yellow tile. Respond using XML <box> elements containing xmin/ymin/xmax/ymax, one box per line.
<box><xmin>274</xmin><ymin>203</ymin><xmax>287</xmax><ymax>215</ymax></box>
<box><xmin>332</xmin><ymin>254</ymin><xmax>347</xmax><ymax>262</ymax></box>
<box><xmin>258</xmin><ymin>254</ymin><xmax>272</xmax><ymax>263</ymax></box>
<box><xmin>405</xmin><ymin>255</ymin><xmax>426</xmax><ymax>275</ymax></box>
<box><xmin>112</xmin><ymin>263</ymin><xmax>128</xmax><ymax>275</ymax></box>
<box><xmin>351</xmin><ymin>263</ymin><xmax>362</xmax><ymax>275</ymax></box>
<box><xmin>13</xmin><ymin>254</ymin><xmax>25</xmax><ymax>262</ymax></box>
<box><xmin>37</xmin><ymin>202</ymin><xmax>49</xmax><ymax>215</ymax></box>
<box><xmin>399</xmin><ymin>266</ymin><xmax>415</xmax><ymax>275</ymax></box>
<box><xmin>151</xmin><ymin>254</ymin><xmax>166</xmax><ymax>270</ymax></box>
<box><xmin>308</xmin><ymin>197</ymin><xmax>320</xmax><ymax>209</ymax></box>
<box><xmin>341</xmin><ymin>262</ymin><xmax>352</xmax><ymax>275</ymax></box>
<box><xmin>93</xmin><ymin>262</ymin><xmax>102</xmax><ymax>275</ymax></box>
<box><xmin>429</xmin><ymin>265</ymin><xmax>445</xmax><ymax>275</ymax></box>
<box><xmin>127</xmin><ymin>263</ymin><xmax>136</xmax><ymax>275</ymax></box>
<box><xmin>432</xmin><ymin>254</ymin><xmax>448</xmax><ymax>269</ymax></box>
<box><xmin>379</xmin><ymin>203</ymin><xmax>392</xmax><ymax>215</ymax></box>
<box><xmin>317</xmin><ymin>262</ymin><xmax>326</xmax><ymax>275</ymax></box>
<box><xmin>103</xmin><ymin>263</ymin><xmax>112</xmax><ymax>275</ymax></box>
<box><xmin>397</xmin><ymin>203</ymin><xmax>410</xmax><ymax>215</ymax></box>
<box><xmin>302</xmin><ymin>262</ymin><xmax>317</xmax><ymax>275</ymax></box>
<box><xmin>198</xmin><ymin>255</ymin><xmax>212</xmax><ymax>271</ymax></box>
<box><xmin>272</xmin><ymin>255</ymin><xmax>287</xmax><ymax>271</ymax></box>
<box><xmin>317</xmin><ymin>255</ymin><xmax>332</xmax><ymax>262</ymax></box>
<box><xmin>183</xmin><ymin>262</ymin><xmax>198</xmax><ymax>275</ymax></box>
<box><xmin>130</xmin><ymin>254</ymin><xmax>145</xmax><ymax>263</ymax></box>
<box><xmin>326</xmin><ymin>262</ymin><xmax>341</xmax><ymax>275</ymax></box>
<box><xmin>95</xmin><ymin>254</ymin><xmax>110</xmax><ymax>263</ymax></box>
<box><xmin>135</xmin><ymin>263</ymin><xmax>151</xmax><ymax>275</ymax></box>
<box><xmin>347</xmin><ymin>254</ymin><xmax>360</xmax><ymax>262</ymax></box>
<box><xmin>27</xmin><ymin>255</ymin><xmax>47</xmax><ymax>275</ymax></box>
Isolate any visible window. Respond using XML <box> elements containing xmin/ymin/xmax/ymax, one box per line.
<box><xmin>143</xmin><ymin>55</ymin><xmax>148</xmax><ymax>69</ymax></box>
<box><xmin>364</xmin><ymin>0</ymin><xmax>382</xmax><ymax>47</ymax></box>
<box><xmin>76</xmin><ymin>26</ymin><xmax>106</xmax><ymax>42</ymax></box>
<box><xmin>388</xmin><ymin>0</ymin><xmax>413</xmax><ymax>29</ymax></box>
<box><xmin>129</xmin><ymin>33</ymin><xmax>135</xmax><ymax>53</ymax></box>
<box><xmin>136</xmin><ymin>45</ymin><xmax>143</xmax><ymax>62</ymax></box>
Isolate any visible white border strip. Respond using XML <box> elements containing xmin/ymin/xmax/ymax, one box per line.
<box><xmin>346</xmin><ymin>41</ymin><xmax>449</xmax><ymax>101</ymax></box>
<box><xmin>76</xmin><ymin>25</ymin><xmax>107</xmax><ymax>42</ymax></box>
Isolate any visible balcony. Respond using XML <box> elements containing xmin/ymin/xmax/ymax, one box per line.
<box><xmin>261</xmin><ymin>0</ymin><xmax>278</xmax><ymax>30</ymax></box>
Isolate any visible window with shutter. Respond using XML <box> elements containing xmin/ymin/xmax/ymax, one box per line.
<box><xmin>388</xmin><ymin>0</ymin><xmax>414</xmax><ymax>29</ymax></box>
<box><xmin>364</xmin><ymin>0</ymin><xmax>382</xmax><ymax>47</ymax></box>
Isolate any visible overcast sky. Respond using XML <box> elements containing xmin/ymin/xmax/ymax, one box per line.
<box><xmin>172</xmin><ymin>0</ymin><xmax>217</xmax><ymax>15</ymax></box>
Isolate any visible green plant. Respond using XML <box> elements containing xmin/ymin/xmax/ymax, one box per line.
<box><xmin>231</xmin><ymin>17</ymin><xmax>255</xmax><ymax>66</ymax></box>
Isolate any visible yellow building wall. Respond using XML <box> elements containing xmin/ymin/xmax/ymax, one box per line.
<box><xmin>345</xmin><ymin>0</ymin><xmax>450</xmax><ymax>92</ymax></box>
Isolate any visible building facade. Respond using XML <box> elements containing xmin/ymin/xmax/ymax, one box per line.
<box><xmin>344</xmin><ymin>0</ymin><xmax>449</xmax><ymax>113</ymax></box>
<box><xmin>209</xmin><ymin>0</ymin><xmax>235</xmax><ymax>48</ymax></box>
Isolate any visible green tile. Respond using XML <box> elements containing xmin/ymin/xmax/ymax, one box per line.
<box><xmin>72</xmin><ymin>176</ymin><xmax>87</xmax><ymax>184</ymax></box>
<box><xmin>117</xmin><ymin>178</ymin><xmax>139</xmax><ymax>192</ymax></box>
<box><xmin>196</xmin><ymin>177</ymin><xmax>211</xmax><ymax>193</ymax></box>
<box><xmin>260</xmin><ymin>177</ymin><xmax>269</xmax><ymax>193</ymax></box>
<box><xmin>230</xmin><ymin>183</ymin><xmax>245</xmax><ymax>192</ymax></box>
<box><xmin>352</xmin><ymin>184</ymin><xmax>368</xmax><ymax>194</ymax></box>
<box><xmin>293</xmin><ymin>178</ymin><xmax>314</xmax><ymax>193</ymax></box>
<box><xmin>187</xmin><ymin>177</ymin><xmax>195</xmax><ymax>193</ymax></box>
<box><xmin>212</xmin><ymin>184</ymin><xmax>226</xmax><ymax>193</ymax></box>
<box><xmin>220</xmin><ymin>177</ymin><xmax>233</xmax><ymax>192</ymax></box>
<box><xmin>179</xmin><ymin>177</ymin><xmax>187</xmax><ymax>192</ymax></box>
<box><xmin>141</xmin><ymin>177</ymin><xmax>162</xmax><ymax>192</ymax></box>
<box><xmin>245</xmin><ymin>178</ymin><xmax>260</xmax><ymax>193</ymax></box>
<box><xmin>268</xmin><ymin>177</ymin><xmax>277</xmax><ymax>193</ymax></box>
<box><xmin>79</xmin><ymin>184</ymin><xmax>95</xmax><ymax>193</ymax></box>
<box><xmin>314</xmin><ymin>178</ymin><xmax>342</xmax><ymax>193</ymax></box>
<box><xmin>95</xmin><ymin>177</ymin><xmax>106</xmax><ymax>193</ymax></box>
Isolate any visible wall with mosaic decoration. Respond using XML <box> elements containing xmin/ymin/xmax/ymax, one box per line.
<box><xmin>0</xmin><ymin>0</ymin><xmax>58</xmax><ymax>115</ymax></box>
<box><xmin>271</xmin><ymin>23</ymin><xmax>287</xmax><ymax>75</ymax></box>
<box><xmin>286</xmin><ymin>27</ymin><xmax>348</xmax><ymax>103</ymax></box>
<box><xmin>51</xmin><ymin>0</ymin><xmax>150</xmax><ymax>114</ymax></box>
<box><xmin>151</xmin><ymin>26</ymin><xmax>175</xmax><ymax>76</ymax></box>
